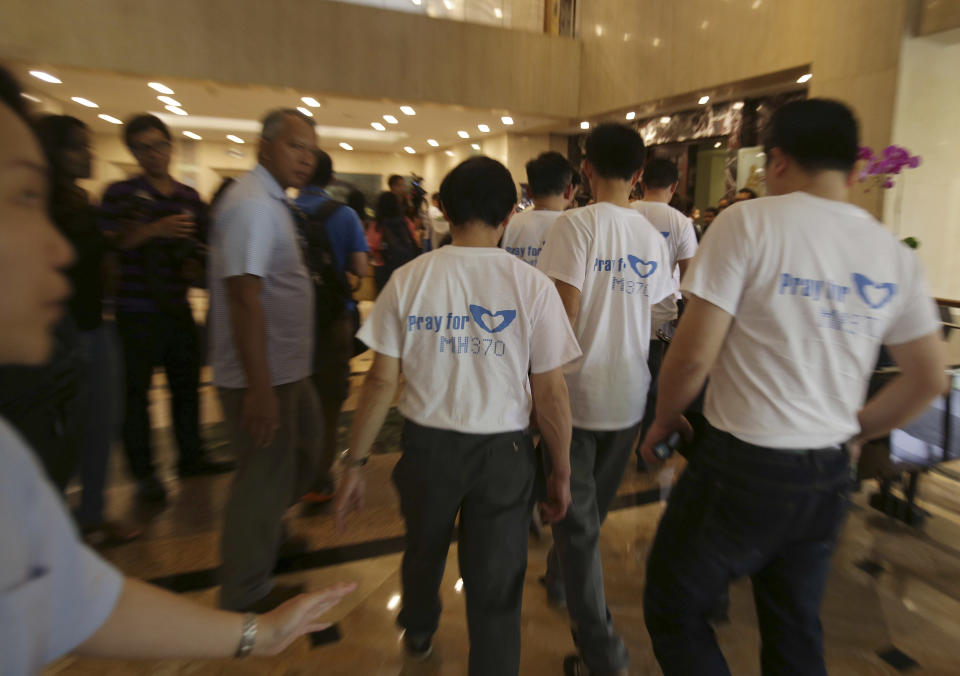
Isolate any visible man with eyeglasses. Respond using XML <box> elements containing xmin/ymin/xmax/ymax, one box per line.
<box><xmin>100</xmin><ymin>114</ymin><xmax>233</xmax><ymax>505</ymax></box>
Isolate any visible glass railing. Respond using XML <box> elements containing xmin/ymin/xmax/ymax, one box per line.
<box><xmin>329</xmin><ymin>0</ymin><xmax>545</xmax><ymax>33</ymax></box>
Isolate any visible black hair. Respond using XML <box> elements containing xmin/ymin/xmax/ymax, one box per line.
<box><xmin>34</xmin><ymin>115</ymin><xmax>87</xmax><ymax>172</ymax></box>
<box><xmin>123</xmin><ymin>113</ymin><xmax>171</xmax><ymax>148</ymax></box>
<box><xmin>388</xmin><ymin>174</ymin><xmax>405</xmax><ymax>188</ymax></box>
<box><xmin>347</xmin><ymin>189</ymin><xmax>366</xmax><ymax>220</ymax></box>
<box><xmin>585</xmin><ymin>123</ymin><xmax>646</xmax><ymax>181</ymax></box>
<box><xmin>736</xmin><ymin>187</ymin><xmax>758</xmax><ymax>199</ymax></box>
<box><xmin>0</xmin><ymin>66</ymin><xmax>29</xmax><ymax>122</ymax></box>
<box><xmin>376</xmin><ymin>191</ymin><xmax>402</xmax><ymax>222</ymax></box>
<box><xmin>309</xmin><ymin>149</ymin><xmax>334</xmax><ymax>187</ymax></box>
<box><xmin>763</xmin><ymin>98</ymin><xmax>859</xmax><ymax>173</ymax></box>
<box><xmin>525</xmin><ymin>151</ymin><xmax>573</xmax><ymax>198</ymax></box>
<box><xmin>439</xmin><ymin>156</ymin><xmax>516</xmax><ymax>228</ymax></box>
<box><xmin>704</xmin><ymin>206</ymin><xmax>719</xmax><ymax>216</ymax></box>
<box><xmin>642</xmin><ymin>158</ymin><xmax>679</xmax><ymax>190</ymax></box>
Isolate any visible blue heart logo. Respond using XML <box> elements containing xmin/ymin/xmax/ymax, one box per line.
<box><xmin>469</xmin><ymin>304</ymin><xmax>517</xmax><ymax>333</ymax></box>
<box><xmin>661</xmin><ymin>231</ymin><xmax>670</xmax><ymax>239</ymax></box>
<box><xmin>852</xmin><ymin>273</ymin><xmax>896</xmax><ymax>309</ymax></box>
<box><xmin>627</xmin><ymin>255</ymin><xmax>658</xmax><ymax>278</ymax></box>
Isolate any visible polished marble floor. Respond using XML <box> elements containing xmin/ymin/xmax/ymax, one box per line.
<box><xmin>47</xmin><ymin>352</ymin><xmax>960</xmax><ymax>675</ymax></box>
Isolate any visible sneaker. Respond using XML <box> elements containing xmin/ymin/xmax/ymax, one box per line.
<box><xmin>539</xmin><ymin>575</ymin><xmax>566</xmax><ymax>609</ymax></box>
<box><xmin>403</xmin><ymin>631</ymin><xmax>433</xmax><ymax>661</ymax></box>
<box><xmin>136</xmin><ymin>476</ymin><xmax>167</xmax><ymax>504</ymax></box>
<box><xmin>178</xmin><ymin>458</ymin><xmax>236</xmax><ymax>477</ymax></box>
<box><xmin>302</xmin><ymin>478</ymin><xmax>336</xmax><ymax>504</ymax></box>
<box><xmin>240</xmin><ymin>582</ymin><xmax>306</xmax><ymax>614</ymax></box>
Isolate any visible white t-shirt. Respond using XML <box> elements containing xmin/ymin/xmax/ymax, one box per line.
<box><xmin>537</xmin><ymin>203</ymin><xmax>675</xmax><ymax>430</ymax></box>
<box><xmin>682</xmin><ymin>191</ymin><xmax>942</xmax><ymax>449</ymax></box>
<box><xmin>501</xmin><ymin>209</ymin><xmax>563</xmax><ymax>266</ymax></box>
<box><xmin>428</xmin><ymin>204</ymin><xmax>449</xmax><ymax>245</ymax></box>
<box><xmin>357</xmin><ymin>246</ymin><xmax>581</xmax><ymax>434</ymax></box>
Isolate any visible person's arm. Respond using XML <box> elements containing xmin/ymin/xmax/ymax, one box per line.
<box><xmin>854</xmin><ymin>332</ymin><xmax>947</xmax><ymax>444</ymax></box>
<box><xmin>225</xmin><ymin>274</ymin><xmax>277</xmax><ymax>447</ymax></box>
<box><xmin>77</xmin><ymin>577</ymin><xmax>356</xmax><ymax>659</ymax></box>
<box><xmin>554</xmin><ymin>280</ymin><xmax>581</xmax><ymax>326</ymax></box>
<box><xmin>114</xmin><ymin>214</ymin><xmax>196</xmax><ymax>250</ymax></box>
<box><xmin>639</xmin><ymin>295</ymin><xmax>733</xmax><ymax>462</ymax></box>
<box><xmin>335</xmin><ymin>352</ymin><xmax>401</xmax><ymax>532</ymax></box>
<box><xmin>348</xmin><ymin>251</ymin><xmax>369</xmax><ymax>279</ymax></box>
<box><xmin>532</xmin><ymin>368</ymin><xmax>573</xmax><ymax>523</ymax></box>
<box><xmin>677</xmin><ymin>258</ymin><xmax>691</xmax><ymax>281</ymax></box>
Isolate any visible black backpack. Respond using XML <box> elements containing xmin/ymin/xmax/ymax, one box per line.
<box><xmin>291</xmin><ymin>200</ymin><xmax>352</xmax><ymax>328</ymax></box>
<box><xmin>379</xmin><ymin>216</ymin><xmax>419</xmax><ymax>274</ymax></box>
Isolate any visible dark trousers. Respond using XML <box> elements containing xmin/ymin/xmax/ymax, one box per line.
<box><xmin>543</xmin><ymin>425</ymin><xmax>639</xmax><ymax>674</ymax></box>
<box><xmin>393</xmin><ymin>421</ymin><xmax>535</xmax><ymax>676</ymax></box>
<box><xmin>116</xmin><ymin>308</ymin><xmax>202</xmax><ymax>480</ymax></box>
<box><xmin>310</xmin><ymin>313</ymin><xmax>355</xmax><ymax>488</ymax></box>
<box><xmin>644</xmin><ymin>423</ymin><xmax>851</xmax><ymax>676</ymax></box>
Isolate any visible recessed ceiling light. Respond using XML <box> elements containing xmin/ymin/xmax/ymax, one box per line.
<box><xmin>427</xmin><ymin>139</ymin><xmax>439</xmax><ymax>147</ymax></box>
<box><xmin>701</xmin><ymin>20</ymin><xmax>709</xmax><ymax>29</ymax></box>
<box><xmin>384</xmin><ymin>115</ymin><xmax>399</xmax><ymax>124</ymax></box>
<box><xmin>157</xmin><ymin>96</ymin><xmax>181</xmax><ymax>107</ymax></box>
<box><xmin>339</xmin><ymin>142</ymin><xmax>354</xmax><ymax>151</ymax></box>
<box><xmin>660</xmin><ymin>116</ymin><xmax>671</xmax><ymax>124</ymax></box>
<box><xmin>698</xmin><ymin>95</ymin><xmax>710</xmax><ymax>105</ymax></box>
<box><xmin>652</xmin><ymin>37</ymin><xmax>661</xmax><ymax>47</ymax></box>
<box><xmin>296</xmin><ymin>106</ymin><xmax>314</xmax><ymax>117</ymax></box>
<box><xmin>404</xmin><ymin>146</ymin><xmax>416</xmax><ymax>154</ymax></box>
<box><xmin>400</xmin><ymin>106</ymin><xmax>416</xmax><ymax>116</ymax></box>
<box><xmin>29</xmin><ymin>70</ymin><xmax>61</xmax><ymax>84</ymax></box>
<box><xmin>412</xmin><ymin>0</ymin><xmax>422</xmax><ymax>5</ymax></box>
<box><xmin>458</xmin><ymin>130</ymin><xmax>470</xmax><ymax>139</ymax></box>
<box><xmin>183</xmin><ymin>131</ymin><xmax>202</xmax><ymax>140</ymax></box>
<box><xmin>477</xmin><ymin>124</ymin><xmax>490</xmax><ymax>133</ymax></box>
<box><xmin>226</xmin><ymin>135</ymin><xmax>244</xmax><ymax>144</ymax></box>
<box><xmin>20</xmin><ymin>93</ymin><xmax>41</xmax><ymax>103</ymax></box>
<box><xmin>732</xmin><ymin>101</ymin><xmax>744</xmax><ymax>110</ymax></box>
<box><xmin>580</xmin><ymin>121</ymin><xmax>590</xmax><ymax>130</ymax></box>
<box><xmin>443</xmin><ymin>0</ymin><xmax>454</xmax><ymax>9</ymax></box>
<box><xmin>301</xmin><ymin>96</ymin><xmax>321</xmax><ymax>108</ymax></box>
<box><xmin>751</xmin><ymin>0</ymin><xmax>762</xmax><ymax>8</ymax></box>
<box><xmin>797</xmin><ymin>73</ymin><xmax>812</xmax><ymax>84</ymax></box>
<box><xmin>445</xmin><ymin>150</ymin><xmax>455</xmax><ymax>157</ymax></box>
<box><xmin>714</xmin><ymin>141</ymin><xmax>722</xmax><ymax>148</ymax></box>
<box><xmin>471</xmin><ymin>143</ymin><xmax>481</xmax><ymax>150</ymax></box>
<box><xmin>501</xmin><ymin>116</ymin><xmax>514</xmax><ymax>125</ymax></box>
<box><xmin>71</xmin><ymin>97</ymin><xmax>99</xmax><ymax>108</ymax></box>
<box><xmin>371</xmin><ymin>122</ymin><xmax>386</xmax><ymax>131</ymax></box>
<box><xmin>625</xmin><ymin>112</ymin><xmax>636</xmax><ymax>120</ymax></box>
<box><xmin>493</xmin><ymin>7</ymin><xmax>503</xmax><ymax>18</ymax></box>
<box><xmin>148</xmin><ymin>82</ymin><xmax>174</xmax><ymax>94</ymax></box>
<box><xmin>164</xmin><ymin>105</ymin><xmax>188</xmax><ymax>116</ymax></box>
<box><xmin>98</xmin><ymin>114</ymin><xmax>123</xmax><ymax>125</ymax></box>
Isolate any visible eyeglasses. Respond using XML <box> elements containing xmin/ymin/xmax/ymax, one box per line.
<box><xmin>130</xmin><ymin>140</ymin><xmax>172</xmax><ymax>155</ymax></box>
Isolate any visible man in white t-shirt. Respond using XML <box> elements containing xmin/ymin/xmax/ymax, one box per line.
<box><xmin>640</xmin><ymin>99</ymin><xmax>946</xmax><ymax>675</ymax></box>
<box><xmin>427</xmin><ymin>192</ymin><xmax>449</xmax><ymax>248</ymax></box>
<box><xmin>334</xmin><ymin>157</ymin><xmax>581</xmax><ymax>675</ymax></box>
<box><xmin>501</xmin><ymin>151</ymin><xmax>576</xmax><ymax>267</ymax></box>
<box><xmin>537</xmin><ymin>124</ymin><xmax>673</xmax><ymax>676</ymax></box>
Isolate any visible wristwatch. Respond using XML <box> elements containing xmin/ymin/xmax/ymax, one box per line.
<box><xmin>340</xmin><ymin>448</ymin><xmax>369</xmax><ymax>468</ymax></box>
<box><xmin>235</xmin><ymin>613</ymin><xmax>257</xmax><ymax>658</ymax></box>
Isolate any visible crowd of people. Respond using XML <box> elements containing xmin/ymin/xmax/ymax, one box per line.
<box><xmin>0</xmin><ymin>59</ymin><xmax>950</xmax><ymax>676</ymax></box>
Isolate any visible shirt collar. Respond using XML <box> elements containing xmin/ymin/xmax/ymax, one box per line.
<box><xmin>252</xmin><ymin>164</ymin><xmax>289</xmax><ymax>202</ymax></box>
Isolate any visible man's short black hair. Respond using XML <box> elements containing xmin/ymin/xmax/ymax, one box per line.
<box><xmin>704</xmin><ymin>206</ymin><xmax>719</xmax><ymax>216</ymax></box>
<box><xmin>642</xmin><ymin>158</ymin><xmax>680</xmax><ymax>189</ymax></box>
<box><xmin>525</xmin><ymin>151</ymin><xmax>573</xmax><ymax>198</ymax></box>
<box><xmin>123</xmin><ymin>113</ymin><xmax>171</xmax><ymax>148</ymax></box>
<box><xmin>309</xmin><ymin>149</ymin><xmax>334</xmax><ymax>187</ymax></box>
<box><xmin>763</xmin><ymin>98</ymin><xmax>859</xmax><ymax>173</ymax></box>
<box><xmin>440</xmin><ymin>156</ymin><xmax>516</xmax><ymax>228</ymax></box>
<box><xmin>388</xmin><ymin>174</ymin><xmax>405</xmax><ymax>188</ymax></box>
<box><xmin>0</xmin><ymin>67</ymin><xmax>29</xmax><ymax>122</ymax></box>
<box><xmin>736</xmin><ymin>187</ymin><xmax>758</xmax><ymax>199</ymax></box>
<box><xmin>585</xmin><ymin>123</ymin><xmax>646</xmax><ymax>181</ymax></box>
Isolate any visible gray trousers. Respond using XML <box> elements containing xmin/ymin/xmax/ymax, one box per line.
<box><xmin>543</xmin><ymin>424</ymin><xmax>639</xmax><ymax>674</ymax></box>
<box><xmin>394</xmin><ymin>421</ymin><xmax>535</xmax><ymax>676</ymax></box>
<box><xmin>217</xmin><ymin>378</ymin><xmax>323</xmax><ymax>610</ymax></box>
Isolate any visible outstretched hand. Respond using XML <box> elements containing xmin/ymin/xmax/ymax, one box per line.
<box><xmin>253</xmin><ymin>582</ymin><xmax>358</xmax><ymax>656</ymax></box>
<box><xmin>334</xmin><ymin>467</ymin><xmax>367</xmax><ymax>534</ymax></box>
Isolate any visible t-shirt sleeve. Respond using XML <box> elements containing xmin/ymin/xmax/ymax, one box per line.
<box><xmin>356</xmin><ymin>276</ymin><xmax>403</xmax><ymax>358</ymax></box>
<box><xmin>680</xmin><ymin>211</ymin><xmax>751</xmax><ymax>316</ymax></box>
<box><xmin>529</xmin><ymin>281</ymin><xmax>583</xmax><ymax>374</ymax></box>
<box><xmin>649</xmin><ymin>234</ymin><xmax>677</xmax><ymax>305</ymax></box>
<box><xmin>217</xmin><ymin>199</ymin><xmax>276</xmax><ymax>279</ymax></box>
<box><xmin>883</xmin><ymin>249</ymin><xmax>942</xmax><ymax>345</ymax></box>
<box><xmin>676</xmin><ymin>217</ymin><xmax>699</xmax><ymax>261</ymax></box>
<box><xmin>537</xmin><ymin>214</ymin><xmax>587</xmax><ymax>291</ymax></box>
<box><xmin>345</xmin><ymin>210</ymin><xmax>370</xmax><ymax>254</ymax></box>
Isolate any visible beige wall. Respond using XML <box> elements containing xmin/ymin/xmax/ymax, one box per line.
<box><xmin>883</xmin><ymin>32</ymin><xmax>960</xmax><ymax>298</ymax></box>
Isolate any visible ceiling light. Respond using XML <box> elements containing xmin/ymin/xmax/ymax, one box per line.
<box><xmin>29</xmin><ymin>70</ymin><xmax>61</xmax><ymax>84</ymax></box>
<box><xmin>427</xmin><ymin>139</ymin><xmax>439</xmax><ymax>147</ymax></box>
<box><xmin>751</xmin><ymin>0</ymin><xmax>762</xmax><ymax>8</ymax></box>
<box><xmin>797</xmin><ymin>73</ymin><xmax>813</xmax><ymax>84</ymax></box>
<box><xmin>148</xmin><ymin>82</ymin><xmax>174</xmax><ymax>94</ymax></box>
<box><xmin>164</xmin><ymin>105</ymin><xmax>188</xmax><ymax>116</ymax></box>
<box><xmin>698</xmin><ymin>95</ymin><xmax>710</xmax><ymax>105</ymax></box>
<box><xmin>501</xmin><ymin>116</ymin><xmax>514</xmax><ymax>125</ymax></box>
<box><xmin>701</xmin><ymin>20</ymin><xmax>709</xmax><ymax>29</ymax></box>
<box><xmin>444</xmin><ymin>0</ymin><xmax>454</xmax><ymax>8</ymax></box>
<box><xmin>652</xmin><ymin>37</ymin><xmax>661</xmax><ymax>47</ymax></box>
<box><xmin>477</xmin><ymin>124</ymin><xmax>490</xmax><ymax>133</ymax></box>
<box><xmin>339</xmin><ymin>142</ymin><xmax>353</xmax><ymax>151</ymax></box>
<box><xmin>400</xmin><ymin>106</ymin><xmax>416</xmax><ymax>116</ymax></box>
<box><xmin>301</xmin><ymin>96</ymin><xmax>321</xmax><ymax>108</ymax></box>
<box><xmin>494</xmin><ymin>7</ymin><xmax>503</xmax><ymax>18</ymax></box>
<box><xmin>371</xmin><ymin>122</ymin><xmax>386</xmax><ymax>131</ymax></box>
<box><xmin>71</xmin><ymin>97</ymin><xmax>99</xmax><ymax>108</ymax></box>
<box><xmin>387</xmin><ymin>594</ymin><xmax>401</xmax><ymax>610</ymax></box>
<box><xmin>20</xmin><ymin>93</ymin><xmax>41</xmax><ymax>103</ymax></box>
<box><xmin>455</xmin><ymin>578</ymin><xmax>464</xmax><ymax>592</ymax></box>
<box><xmin>97</xmin><ymin>114</ymin><xmax>123</xmax><ymax>125</ymax></box>
<box><xmin>445</xmin><ymin>150</ymin><xmax>455</xmax><ymax>157</ymax></box>
<box><xmin>404</xmin><ymin>146</ymin><xmax>416</xmax><ymax>154</ymax></box>
<box><xmin>732</xmin><ymin>101</ymin><xmax>744</xmax><ymax>110</ymax></box>
<box><xmin>458</xmin><ymin>130</ymin><xmax>470</xmax><ymax>139</ymax></box>
<box><xmin>471</xmin><ymin>143</ymin><xmax>481</xmax><ymax>150</ymax></box>
<box><xmin>157</xmin><ymin>96</ymin><xmax>181</xmax><ymax>107</ymax></box>
<box><xmin>660</xmin><ymin>116</ymin><xmax>671</xmax><ymax>124</ymax></box>
<box><xmin>296</xmin><ymin>106</ymin><xmax>314</xmax><ymax>117</ymax></box>
<box><xmin>183</xmin><ymin>131</ymin><xmax>202</xmax><ymax>140</ymax></box>
<box><xmin>714</xmin><ymin>141</ymin><xmax>722</xmax><ymax>148</ymax></box>
<box><xmin>226</xmin><ymin>135</ymin><xmax>244</xmax><ymax>144</ymax></box>
<box><xmin>580</xmin><ymin>121</ymin><xmax>590</xmax><ymax>130</ymax></box>
<box><xmin>625</xmin><ymin>112</ymin><xmax>636</xmax><ymax>120</ymax></box>
<box><xmin>412</xmin><ymin>0</ymin><xmax>422</xmax><ymax>5</ymax></box>
<box><xmin>384</xmin><ymin>115</ymin><xmax>399</xmax><ymax>124</ymax></box>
